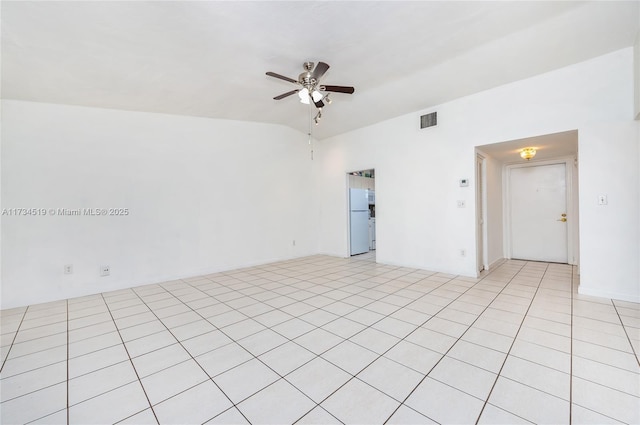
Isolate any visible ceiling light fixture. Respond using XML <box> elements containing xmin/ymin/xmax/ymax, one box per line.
<box><xmin>520</xmin><ymin>147</ymin><xmax>537</xmax><ymax>161</ymax></box>
<box><xmin>298</xmin><ymin>88</ymin><xmax>310</xmax><ymax>104</ymax></box>
<box><xmin>266</xmin><ymin>61</ymin><xmax>355</xmax><ymax>128</ymax></box>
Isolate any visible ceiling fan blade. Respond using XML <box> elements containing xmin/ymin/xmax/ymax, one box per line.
<box><xmin>266</xmin><ymin>72</ymin><xmax>297</xmax><ymax>84</ymax></box>
<box><xmin>311</xmin><ymin>62</ymin><xmax>330</xmax><ymax>80</ymax></box>
<box><xmin>273</xmin><ymin>90</ymin><xmax>298</xmax><ymax>100</ymax></box>
<box><xmin>323</xmin><ymin>85</ymin><xmax>355</xmax><ymax>94</ymax></box>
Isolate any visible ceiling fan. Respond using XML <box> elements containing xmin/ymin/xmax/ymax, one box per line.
<box><xmin>266</xmin><ymin>61</ymin><xmax>355</xmax><ymax>123</ymax></box>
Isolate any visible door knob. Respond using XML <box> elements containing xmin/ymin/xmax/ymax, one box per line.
<box><xmin>557</xmin><ymin>217</ymin><xmax>567</xmax><ymax>222</ymax></box>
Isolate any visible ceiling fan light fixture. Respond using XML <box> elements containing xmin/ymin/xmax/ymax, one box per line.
<box><xmin>298</xmin><ymin>88</ymin><xmax>310</xmax><ymax>104</ymax></box>
<box><xmin>520</xmin><ymin>147</ymin><xmax>537</xmax><ymax>160</ymax></box>
<box><xmin>311</xmin><ymin>90</ymin><xmax>323</xmax><ymax>102</ymax></box>
<box><xmin>266</xmin><ymin>62</ymin><xmax>355</xmax><ymax>127</ymax></box>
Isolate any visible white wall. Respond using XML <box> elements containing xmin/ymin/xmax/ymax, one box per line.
<box><xmin>635</xmin><ymin>19</ymin><xmax>640</xmax><ymax>119</ymax></box>
<box><xmin>315</xmin><ymin>48</ymin><xmax>640</xmax><ymax>302</ymax></box>
<box><xmin>1</xmin><ymin>101</ymin><xmax>317</xmax><ymax>308</ymax></box>
<box><xmin>3</xmin><ymin>48</ymin><xmax>638</xmax><ymax>308</ymax></box>
<box><xmin>579</xmin><ymin>122</ymin><xmax>639</xmax><ymax>301</ymax></box>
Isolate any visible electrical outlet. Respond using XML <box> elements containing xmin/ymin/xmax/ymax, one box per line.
<box><xmin>292</xmin><ymin>240</ymin><xmax>296</xmax><ymax>246</ymax></box>
<box><xmin>64</xmin><ymin>264</ymin><xmax>73</xmax><ymax>274</ymax></box>
<box><xmin>100</xmin><ymin>265</ymin><xmax>110</xmax><ymax>277</ymax></box>
<box><xmin>457</xmin><ymin>200</ymin><xmax>466</xmax><ymax>208</ymax></box>
<box><xmin>460</xmin><ymin>249</ymin><xmax>466</xmax><ymax>257</ymax></box>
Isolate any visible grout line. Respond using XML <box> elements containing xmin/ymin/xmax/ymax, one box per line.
<box><xmin>0</xmin><ymin>306</ymin><xmax>29</xmax><ymax>373</ymax></box>
<box><xmin>0</xmin><ymin>357</ymin><xmax>68</xmax><ymax>380</ymax></box>
<box><xmin>0</xmin><ymin>308</ymin><xmax>129</xmax><ymax>361</ymax></box>
<box><xmin>127</xmin><ymin>287</ymin><xmax>254</xmax><ymax>425</ymax></box>
<box><xmin>183</xmin><ymin>263</ymin><xmax>423</xmax><ymax>412</ymax></box>
<box><xmin>0</xmin><ymin>257</ymin><xmax>633</xmax><ymax>424</ymax></box>
<box><xmin>483</xmin><ymin>265</ymin><xmax>576</xmax><ymax>419</ymax></box>
<box><xmin>570</xmin><ymin>400</ymin><xmax>632</xmax><ymax>424</ymax></box>
<box><xmin>473</xmin><ymin>262</ymin><xmax>549</xmax><ymax>424</ymax></box>
<box><xmin>290</xmin><ymin>403</ymin><xmax>345</xmax><ymax>425</ymax></box>
<box><xmin>66</xmin><ymin>299</ymin><xmax>70</xmax><ymax>425</ymax></box>
<box><xmin>145</xmin><ymin>257</ymin><xmax>446</xmax><ymax>421</ymax></box>
<box><xmin>611</xmin><ymin>300</ymin><xmax>640</xmax><ymax>368</ymax></box>
<box><xmin>99</xmin><ymin>293</ymin><xmax>161</xmax><ymax>425</ymax></box>
<box><xmin>0</xmin><ymin>328</ymin><xmax>68</xmax><ymax>348</ymax></box>
<box><xmin>570</xmin><ymin>350</ymin><xmax>640</xmax><ymax>374</ymax></box>
<box><xmin>288</xmin><ymin>278</ymin><xmax>467</xmax><ymax>413</ymax></box>
<box><xmin>569</xmin><ymin>265</ymin><xmax>575</xmax><ymax>424</ymax></box>
<box><xmin>382</xmin><ymin>261</ymin><xmax>531</xmax><ymax>424</ymax></box>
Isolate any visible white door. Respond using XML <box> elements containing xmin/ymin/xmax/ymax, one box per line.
<box><xmin>509</xmin><ymin>163</ymin><xmax>568</xmax><ymax>263</ymax></box>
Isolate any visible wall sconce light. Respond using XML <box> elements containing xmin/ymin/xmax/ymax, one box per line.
<box><xmin>520</xmin><ymin>147</ymin><xmax>537</xmax><ymax>161</ymax></box>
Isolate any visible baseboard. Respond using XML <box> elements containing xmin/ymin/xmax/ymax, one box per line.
<box><xmin>487</xmin><ymin>257</ymin><xmax>506</xmax><ymax>271</ymax></box>
<box><xmin>578</xmin><ymin>285</ymin><xmax>640</xmax><ymax>303</ymax></box>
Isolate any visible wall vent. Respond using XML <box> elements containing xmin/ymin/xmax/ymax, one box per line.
<box><xmin>420</xmin><ymin>112</ymin><xmax>437</xmax><ymax>129</ymax></box>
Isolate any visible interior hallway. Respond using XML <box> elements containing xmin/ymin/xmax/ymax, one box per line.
<box><xmin>1</xmin><ymin>254</ymin><xmax>638</xmax><ymax>424</ymax></box>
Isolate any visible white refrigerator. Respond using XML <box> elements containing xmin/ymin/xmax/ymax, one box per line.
<box><xmin>350</xmin><ymin>188</ymin><xmax>370</xmax><ymax>255</ymax></box>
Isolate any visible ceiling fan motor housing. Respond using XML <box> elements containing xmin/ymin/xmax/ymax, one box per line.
<box><xmin>299</xmin><ymin>62</ymin><xmax>317</xmax><ymax>89</ymax></box>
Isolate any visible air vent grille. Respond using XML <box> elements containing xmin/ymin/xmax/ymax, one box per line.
<box><xmin>420</xmin><ymin>112</ymin><xmax>437</xmax><ymax>129</ymax></box>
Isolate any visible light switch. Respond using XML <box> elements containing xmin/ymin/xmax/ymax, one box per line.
<box><xmin>457</xmin><ymin>200</ymin><xmax>466</xmax><ymax>208</ymax></box>
<box><xmin>598</xmin><ymin>194</ymin><xmax>608</xmax><ymax>205</ymax></box>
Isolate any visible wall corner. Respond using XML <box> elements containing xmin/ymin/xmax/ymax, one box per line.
<box><xmin>635</xmin><ymin>27</ymin><xmax>640</xmax><ymax>120</ymax></box>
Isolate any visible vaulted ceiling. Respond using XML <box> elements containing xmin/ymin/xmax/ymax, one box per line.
<box><xmin>2</xmin><ymin>1</ymin><xmax>638</xmax><ymax>139</ymax></box>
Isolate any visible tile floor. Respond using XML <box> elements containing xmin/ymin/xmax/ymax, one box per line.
<box><xmin>1</xmin><ymin>253</ymin><xmax>639</xmax><ymax>424</ymax></box>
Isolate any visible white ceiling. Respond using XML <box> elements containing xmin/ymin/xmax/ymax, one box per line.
<box><xmin>477</xmin><ymin>130</ymin><xmax>578</xmax><ymax>163</ymax></box>
<box><xmin>2</xmin><ymin>1</ymin><xmax>638</xmax><ymax>140</ymax></box>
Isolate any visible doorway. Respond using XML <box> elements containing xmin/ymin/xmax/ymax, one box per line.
<box><xmin>507</xmin><ymin>161</ymin><xmax>570</xmax><ymax>263</ymax></box>
<box><xmin>347</xmin><ymin>169</ymin><xmax>375</xmax><ymax>256</ymax></box>
<box><xmin>476</xmin><ymin>130</ymin><xmax>579</xmax><ymax>268</ymax></box>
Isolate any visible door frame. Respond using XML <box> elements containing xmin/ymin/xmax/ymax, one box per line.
<box><xmin>475</xmin><ymin>153</ymin><xmax>487</xmax><ymax>273</ymax></box>
<box><xmin>504</xmin><ymin>157</ymin><xmax>577</xmax><ymax>265</ymax></box>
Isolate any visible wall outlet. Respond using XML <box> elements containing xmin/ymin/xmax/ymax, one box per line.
<box><xmin>460</xmin><ymin>249</ymin><xmax>466</xmax><ymax>257</ymax></box>
<box><xmin>100</xmin><ymin>265</ymin><xmax>110</xmax><ymax>277</ymax></box>
<box><xmin>292</xmin><ymin>240</ymin><xmax>296</xmax><ymax>246</ymax></box>
<box><xmin>64</xmin><ymin>264</ymin><xmax>73</xmax><ymax>274</ymax></box>
<box><xmin>457</xmin><ymin>200</ymin><xmax>466</xmax><ymax>208</ymax></box>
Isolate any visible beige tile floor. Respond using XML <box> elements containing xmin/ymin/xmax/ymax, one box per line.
<box><xmin>1</xmin><ymin>253</ymin><xmax>638</xmax><ymax>424</ymax></box>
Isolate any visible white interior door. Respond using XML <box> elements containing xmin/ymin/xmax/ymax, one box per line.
<box><xmin>509</xmin><ymin>163</ymin><xmax>568</xmax><ymax>263</ymax></box>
